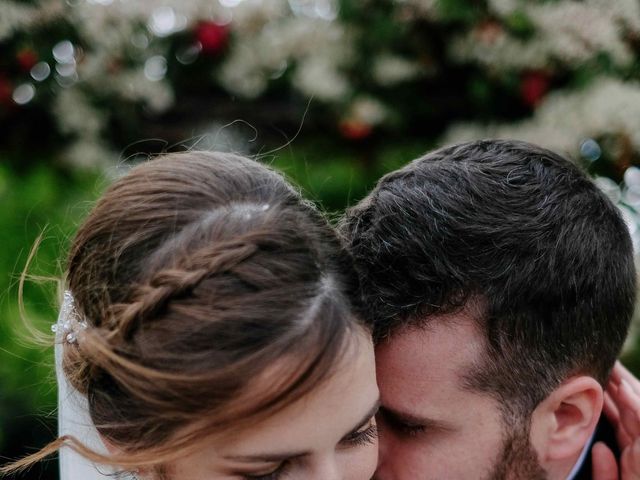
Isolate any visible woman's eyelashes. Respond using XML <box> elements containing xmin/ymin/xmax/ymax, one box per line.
<box><xmin>242</xmin><ymin>461</ymin><xmax>291</xmax><ymax>480</ymax></box>
<box><xmin>340</xmin><ymin>419</ymin><xmax>379</xmax><ymax>448</ymax></box>
<box><xmin>240</xmin><ymin>418</ymin><xmax>378</xmax><ymax>478</ymax></box>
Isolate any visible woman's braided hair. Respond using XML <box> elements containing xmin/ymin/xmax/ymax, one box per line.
<box><xmin>8</xmin><ymin>151</ymin><xmax>363</xmax><ymax>477</ymax></box>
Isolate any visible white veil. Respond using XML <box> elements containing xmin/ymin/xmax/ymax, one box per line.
<box><xmin>55</xmin><ymin>292</ymin><xmax>115</xmax><ymax>479</ymax></box>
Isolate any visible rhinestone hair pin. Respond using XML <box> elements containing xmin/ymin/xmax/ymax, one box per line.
<box><xmin>52</xmin><ymin>291</ymin><xmax>88</xmax><ymax>344</ymax></box>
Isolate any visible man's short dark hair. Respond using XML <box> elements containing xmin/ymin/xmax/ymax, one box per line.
<box><xmin>340</xmin><ymin>139</ymin><xmax>637</xmax><ymax>416</ymax></box>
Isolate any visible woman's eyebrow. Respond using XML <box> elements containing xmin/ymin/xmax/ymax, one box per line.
<box><xmin>224</xmin><ymin>451</ymin><xmax>308</xmax><ymax>463</ymax></box>
<box><xmin>340</xmin><ymin>397</ymin><xmax>381</xmax><ymax>439</ymax></box>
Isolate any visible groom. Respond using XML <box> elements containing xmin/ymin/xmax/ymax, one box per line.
<box><xmin>340</xmin><ymin>139</ymin><xmax>636</xmax><ymax>479</ymax></box>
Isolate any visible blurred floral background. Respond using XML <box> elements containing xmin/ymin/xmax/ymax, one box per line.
<box><xmin>2</xmin><ymin>0</ymin><xmax>640</xmax><ymax>477</ymax></box>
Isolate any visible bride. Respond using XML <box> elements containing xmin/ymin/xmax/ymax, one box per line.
<box><xmin>8</xmin><ymin>152</ymin><xmax>379</xmax><ymax>479</ymax></box>
<box><xmin>2</xmin><ymin>151</ymin><xmax>640</xmax><ymax>479</ymax></box>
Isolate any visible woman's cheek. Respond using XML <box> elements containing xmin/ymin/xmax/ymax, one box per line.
<box><xmin>342</xmin><ymin>438</ymin><xmax>379</xmax><ymax>480</ymax></box>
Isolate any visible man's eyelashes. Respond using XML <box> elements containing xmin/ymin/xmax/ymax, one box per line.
<box><xmin>377</xmin><ymin>409</ymin><xmax>427</xmax><ymax>437</ymax></box>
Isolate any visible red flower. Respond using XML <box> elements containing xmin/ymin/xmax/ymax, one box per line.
<box><xmin>520</xmin><ymin>71</ymin><xmax>550</xmax><ymax>108</ymax></box>
<box><xmin>16</xmin><ymin>48</ymin><xmax>39</xmax><ymax>72</ymax></box>
<box><xmin>195</xmin><ymin>21</ymin><xmax>229</xmax><ymax>55</ymax></box>
<box><xmin>339</xmin><ymin>119</ymin><xmax>372</xmax><ymax>140</ymax></box>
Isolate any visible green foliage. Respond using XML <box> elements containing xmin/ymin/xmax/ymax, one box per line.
<box><xmin>0</xmin><ymin>161</ymin><xmax>103</xmax><ymax>458</ymax></box>
<box><xmin>504</xmin><ymin>10</ymin><xmax>536</xmax><ymax>39</ymax></box>
<box><xmin>268</xmin><ymin>139</ymin><xmax>431</xmax><ymax>212</ymax></box>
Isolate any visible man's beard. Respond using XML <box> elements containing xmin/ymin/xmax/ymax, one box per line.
<box><xmin>485</xmin><ymin>420</ymin><xmax>547</xmax><ymax>480</ymax></box>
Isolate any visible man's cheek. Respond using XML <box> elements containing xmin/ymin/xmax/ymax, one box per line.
<box><xmin>376</xmin><ymin>447</ymin><xmax>431</xmax><ymax>480</ymax></box>
<box><xmin>381</xmin><ymin>438</ymin><xmax>442</xmax><ymax>478</ymax></box>
<box><xmin>410</xmin><ymin>436</ymin><xmax>495</xmax><ymax>479</ymax></box>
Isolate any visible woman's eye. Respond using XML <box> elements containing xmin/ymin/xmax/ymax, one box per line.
<box><xmin>340</xmin><ymin>422</ymin><xmax>379</xmax><ymax>448</ymax></box>
<box><xmin>242</xmin><ymin>461</ymin><xmax>290</xmax><ymax>480</ymax></box>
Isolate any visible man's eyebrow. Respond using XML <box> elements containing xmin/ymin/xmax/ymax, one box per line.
<box><xmin>340</xmin><ymin>397</ymin><xmax>381</xmax><ymax>440</ymax></box>
<box><xmin>225</xmin><ymin>398</ymin><xmax>381</xmax><ymax>463</ymax></box>
<box><xmin>379</xmin><ymin>404</ymin><xmax>453</xmax><ymax>431</ymax></box>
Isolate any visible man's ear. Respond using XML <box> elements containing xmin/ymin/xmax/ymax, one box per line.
<box><xmin>530</xmin><ymin>376</ymin><xmax>603</xmax><ymax>464</ymax></box>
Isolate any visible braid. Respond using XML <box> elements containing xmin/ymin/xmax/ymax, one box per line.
<box><xmin>107</xmin><ymin>239</ymin><xmax>260</xmax><ymax>341</ymax></box>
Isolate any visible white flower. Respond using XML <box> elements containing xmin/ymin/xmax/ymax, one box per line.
<box><xmin>293</xmin><ymin>56</ymin><xmax>350</xmax><ymax>101</ymax></box>
<box><xmin>219</xmin><ymin>14</ymin><xmax>352</xmax><ymax>101</ymax></box>
<box><xmin>53</xmin><ymin>89</ymin><xmax>105</xmax><ymax>137</ymax></box>
<box><xmin>219</xmin><ymin>45</ymin><xmax>269</xmax><ymax>98</ymax></box>
<box><xmin>0</xmin><ymin>0</ymin><xmax>64</xmax><ymax>41</ymax></box>
<box><xmin>372</xmin><ymin>55</ymin><xmax>427</xmax><ymax>86</ymax></box>
<box><xmin>443</xmin><ymin>78</ymin><xmax>640</xmax><ymax>157</ymax></box>
<box><xmin>347</xmin><ymin>97</ymin><xmax>388</xmax><ymax>125</ymax></box>
<box><xmin>0</xmin><ymin>3</ymin><xmax>33</xmax><ymax>41</ymax></box>
<box><xmin>487</xmin><ymin>0</ymin><xmax>520</xmax><ymax>16</ymax></box>
<box><xmin>394</xmin><ymin>0</ymin><xmax>442</xmax><ymax>19</ymax></box>
<box><xmin>230</xmin><ymin>0</ymin><xmax>290</xmax><ymax>34</ymax></box>
<box><xmin>451</xmin><ymin>0</ymin><xmax>640</xmax><ymax>70</ymax></box>
<box><xmin>113</xmin><ymin>70</ymin><xmax>175</xmax><ymax>113</ymax></box>
<box><xmin>62</xmin><ymin>138</ymin><xmax>115</xmax><ymax>170</ymax></box>
<box><xmin>529</xmin><ymin>1</ymin><xmax>633</xmax><ymax>66</ymax></box>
